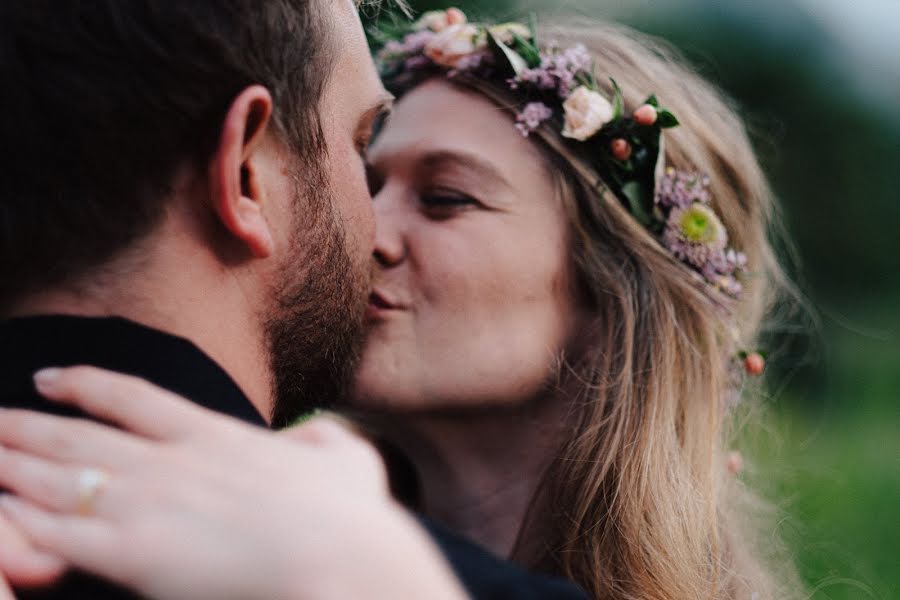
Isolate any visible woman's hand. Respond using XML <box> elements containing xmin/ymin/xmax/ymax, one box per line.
<box><xmin>0</xmin><ymin>512</ymin><xmax>65</xmax><ymax>591</ymax></box>
<box><xmin>0</xmin><ymin>573</ymin><xmax>15</xmax><ymax>600</ymax></box>
<box><xmin>0</xmin><ymin>367</ymin><xmax>465</xmax><ymax>600</ymax></box>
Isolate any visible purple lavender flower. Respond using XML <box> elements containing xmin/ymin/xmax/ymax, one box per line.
<box><xmin>544</xmin><ymin>44</ymin><xmax>591</xmax><ymax>97</ymax></box>
<box><xmin>448</xmin><ymin>50</ymin><xmax>491</xmax><ymax>74</ymax></box>
<box><xmin>655</xmin><ymin>169</ymin><xmax>712</xmax><ymax>209</ymax></box>
<box><xmin>515</xmin><ymin>102</ymin><xmax>553</xmax><ymax>137</ymax></box>
<box><xmin>380</xmin><ymin>40</ymin><xmax>406</xmax><ymax>57</ymax></box>
<box><xmin>702</xmin><ymin>248</ymin><xmax>730</xmax><ymax>280</ymax></box>
<box><xmin>718</xmin><ymin>275</ymin><xmax>743</xmax><ymax>297</ymax></box>
<box><xmin>377</xmin><ymin>30</ymin><xmax>436</xmax><ymax>65</ymax></box>
<box><xmin>402</xmin><ymin>30</ymin><xmax>437</xmax><ymax>54</ymax></box>
<box><xmin>512</xmin><ymin>43</ymin><xmax>593</xmax><ymax>98</ymax></box>
<box><xmin>726</xmin><ymin>249</ymin><xmax>748</xmax><ymax>270</ymax></box>
<box><xmin>554</xmin><ymin>69</ymin><xmax>577</xmax><ymax>97</ymax></box>
<box><xmin>514</xmin><ymin>66</ymin><xmax>557</xmax><ymax>90</ymax></box>
<box><xmin>716</xmin><ymin>251</ymin><xmax>747</xmax><ymax>297</ymax></box>
<box><xmin>404</xmin><ymin>55</ymin><xmax>432</xmax><ymax>71</ymax></box>
<box><xmin>561</xmin><ymin>44</ymin><xmax>592</xmax><ymax>73</ymax></box>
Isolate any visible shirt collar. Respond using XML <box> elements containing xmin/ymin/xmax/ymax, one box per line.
<box><xmin>0</xmin><ymin>315</ymin><xmax>267</xmax><ymax>427</ymax></box>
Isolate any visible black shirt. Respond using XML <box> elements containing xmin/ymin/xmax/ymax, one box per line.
<box><xmin>0</xmin><ymin>316</ymin><xmax>587</xmax><ymax>600</ymax></box>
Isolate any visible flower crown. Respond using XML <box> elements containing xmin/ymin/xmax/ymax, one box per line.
<box><xmin>371</xmin><ymin>9</ymin><xmax>764</xmax><ymax>376</ymax></box>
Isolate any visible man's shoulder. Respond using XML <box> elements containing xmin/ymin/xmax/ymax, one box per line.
<box><xmin>421</xmin><ymin>519</ymin><xmax>588</xmax><ymax>600</ymax></box>
<box><xmin>0</xmin><ymin>315</ymin><xmax>265</xmax><ymax>426</ymax></box>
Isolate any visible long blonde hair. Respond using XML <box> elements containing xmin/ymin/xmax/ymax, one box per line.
<box><xmin>381</xmin><ymin>16</ymin><xmax>806</xmax><ymax>598</ymax></box>
<box><xmin>495</xmin><ymin>22</ymin><xmax>805</xmax><ymax>600</ymax></box>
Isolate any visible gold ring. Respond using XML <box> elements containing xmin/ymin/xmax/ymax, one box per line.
<box><xmin>76</xmin><ymin>468</ymin><xmax>109</xmax><ymax>516</ymax></box>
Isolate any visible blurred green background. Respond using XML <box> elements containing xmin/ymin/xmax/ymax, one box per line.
<box><xmin>368</xmin><ymin>1</ymin><xmax>898</xmax><ymax>598</ymax></box>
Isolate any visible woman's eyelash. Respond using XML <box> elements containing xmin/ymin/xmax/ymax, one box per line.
<box><xmin>420</xmin><ymin>192</ymin><xmax>477</xmax><ymax>207</ymax></box>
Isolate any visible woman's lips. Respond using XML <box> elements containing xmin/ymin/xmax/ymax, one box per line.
<box><xmin>366</xmin><ymin>290</ymin><xmax>408</xmax><ymax>319</ymax></box>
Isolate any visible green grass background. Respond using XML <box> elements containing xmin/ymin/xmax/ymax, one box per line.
<box><xmin>741</xmin><ymin>297</ymin><xmax>899</xmax><ymax>600</ymax></box>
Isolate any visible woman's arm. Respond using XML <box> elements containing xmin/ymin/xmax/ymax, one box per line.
<box><xmin>0</xmin><ymin>367</ymin><xmax>467</xmax><ymax>600</ymax></box>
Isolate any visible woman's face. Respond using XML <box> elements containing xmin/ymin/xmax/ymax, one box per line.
<box><xmin>352</xmin><ymin>79</ymin><xmax>578</xmax><ymax>410</ymax></box>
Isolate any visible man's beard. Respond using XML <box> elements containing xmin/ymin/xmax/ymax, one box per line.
<box><xmin>265</xmin><ymin>164</ymin><xmax>371</xmax><ymax>429</ymax></box>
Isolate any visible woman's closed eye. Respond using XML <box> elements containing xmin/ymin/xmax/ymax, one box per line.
<box><xmin>419</xmin><ymin>189</ymin><xmax>479</xmax><ymax>218</ymax></box>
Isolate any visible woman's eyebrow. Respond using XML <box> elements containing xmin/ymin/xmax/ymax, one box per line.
<box><xmin>419</xmin><ymin>150</ymin><xmax>511</xmax><ymax>191</ymax></box>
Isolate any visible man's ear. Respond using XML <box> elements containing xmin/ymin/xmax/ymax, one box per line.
<box><xmin>208</xmin><ymin>85</ymin><xmax>276</xmax><ymax>258</ymax></box>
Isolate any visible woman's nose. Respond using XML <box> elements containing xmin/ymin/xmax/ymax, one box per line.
<box><xmin>372</xmin><ymin>185</ymin><xmax>407</xmax><ymax>267</ymax></box>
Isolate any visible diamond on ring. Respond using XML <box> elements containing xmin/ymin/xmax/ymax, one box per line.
<box><xmin>76</xmin><ymin>467</ymin><xmax>109</xmax><ymax>516</ymax></box>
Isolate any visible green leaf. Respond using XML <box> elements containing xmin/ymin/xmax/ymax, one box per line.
<box><xmin>487</xmin><ymin>31</ymin><xmax>528</xmax><ymax>75</ymax></box>
<box><xmin>528</xmin><ymin>13</ymin><xmax>538</xmax><ymax>43</ymax></box>
<box><xmin>290</xmin><ymin>408</ymin><xmax>322</xmax><ymax>427</ymax></box>
<box><xmin>511</xmin><ymin>33</ymin><xmax>541</xmax><ymax>68</ymax></box>
<box><xmin>657</xmin><ymin>109</ymin><xmax>680</xmax><ymax>128</ymax></box>
<box><xmin>644</xmin><ymin>94</ymin><xmax>659</xmax><ymax>108</ymax></box>
<box><xmin>621</xmin><ymin>181</ymin><xmax>652</xmax><ymax>226</ymax></box>
<box><xmin>574</xmin><ymin>72</ymin><xmax>593</xmax><ymax>89</ymax></box>
<box><xmin>652</xmin><ymin>133</ymin><xmax>666</xmax><ymax>185</ymax></box>
<box><xmin>610</xmin><ymin>78</ymin><xmax>624</xmax><ymax>120</ymax></box>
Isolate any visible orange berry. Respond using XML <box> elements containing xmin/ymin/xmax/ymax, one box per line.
<box><xmin>610</xmin><ymin>138</ymin><xmax>632</xmax><ymax>161</ymax></box>
<box><xmin>744</xmin><ymin>352</ymin><xmax>765</xmax><ymax>376</ymax></box>
<box><xmin>446</xmin><ymin>8</ymin><xmax>466</xmax><ymax>25</ymax></box>
<box><xmin>726</xmin><ymin>451</ymin><xmax>744</xmax><ymax>475</ymax></box>
<box><xmin>633</xmin><ymin>104</ymin><xmax>658</xmax><ymax>126</ymax></box>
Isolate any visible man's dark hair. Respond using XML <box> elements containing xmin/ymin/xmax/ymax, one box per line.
<box><xmin>0</xmin><ymin>1</ymin><xmax>336</xmax><ymax>308</ymax></box>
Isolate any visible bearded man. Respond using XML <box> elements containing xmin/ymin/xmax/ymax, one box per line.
<box><xmin>0</xmin><ymin>1</ymin><xmax>586</xmax><ymax>599</ymax></box>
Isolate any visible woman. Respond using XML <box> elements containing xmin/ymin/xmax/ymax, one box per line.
<box><xmin>352</xmin><ymin>13</ymin><xmax>802</xmax><ymax>599</ymax></box>
<box><xmin>0</xmin><ymin>10</ymin><xmax>803</xmax><ymax>600</ymax></box>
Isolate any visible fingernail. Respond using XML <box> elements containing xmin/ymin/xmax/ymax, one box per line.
<box><xmin>33</xmin><ymin>368</ymin><xmax>63</xmax><ymax>394</ymax></box>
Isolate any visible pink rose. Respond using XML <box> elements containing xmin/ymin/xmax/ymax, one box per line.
<box><xmin>561</xmin><ymin>86</ymin><xmax>614</xmax><ymax>141</ymax></box>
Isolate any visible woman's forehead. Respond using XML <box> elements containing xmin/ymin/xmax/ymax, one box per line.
<box><xmin>372</xmin><ymin>80</ymin><xmax>545</xmax><ymax>171</ymax></box>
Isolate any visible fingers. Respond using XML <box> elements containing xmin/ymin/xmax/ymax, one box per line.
<box><xmin>280</xmin><ymin>413</ymin><xmax>365</xmax><ymax>446</ymax></box>
<box><xmin>0</xmin><ymin>447</ymin><xmax>90</xmax><ymax>513</ymax></box>
<box><xmin>0</xmin><ymin>513</ymin><xmax>65</xmax><ymax>589</ymax></box>
<box><xmin>0</xmin><ymin>546</ymin><xmax>65</xmax><ymax>590</ymax></box>
<box><xmin>0</xmin><ymin>410</ymin><xmax>146</xmax><ymax>471</ymax></box>
<box><xmin>0</xmin><ymin>573</ymin><xmax>15</xmax><ymax>600</ymax></box>
<box><xmin>282</xmin><ymin>416</ymin><xmax>388</xmax><ymax>490</ymax></box>
<box><xmin>0</xmin><ymin>496</ymin><xmax>117</xmax><ymax>580</ymax></box>
<box><xmin>32</xmin><ymin>366</ymin><xmax>221</xmax><ymax>441</ymax></box>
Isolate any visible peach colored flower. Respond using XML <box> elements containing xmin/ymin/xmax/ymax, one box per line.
<box><xmin>561</xmin><ymin>86</ymin><xmax>614</xmax><ymax>141</ymax></box>
<box><xmin>424</xmin><ymin>24</ymin><xmax>484</xmax><ymax>69</ymax></box>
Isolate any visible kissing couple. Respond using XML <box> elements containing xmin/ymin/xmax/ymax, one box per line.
<box><xmin>0</xmin><ymin>2</ymin><xmax>800</xmax><ymax>599</ymax></box>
